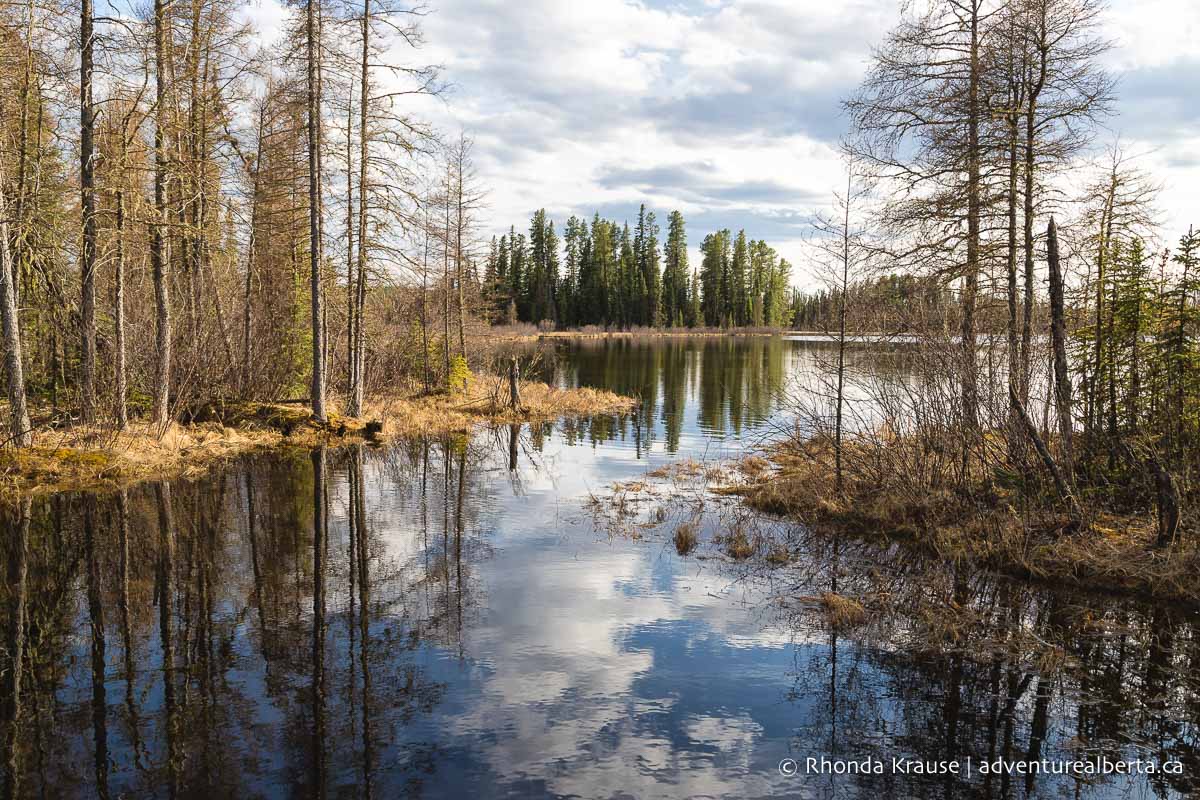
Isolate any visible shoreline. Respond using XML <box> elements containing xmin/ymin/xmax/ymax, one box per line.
<box><xmin>734</xmin><ymin>440</ymin><xmax>1198</xmax><ymax>604</ymax></box>
<box><xmin>488</xmin><ymin>327</ymin><xmax>788</xmax><ymax>341</ymax></box>
<box><xmin>0</xmin><ymin>378</ymin><xmax>637</xmax><ymax>500</ymax></box>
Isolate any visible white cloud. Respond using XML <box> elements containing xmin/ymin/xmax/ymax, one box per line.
<box><xmin>381</xmin><ymin>0</ymin><xmax>1198</xmax><ymax>284</ymax></box>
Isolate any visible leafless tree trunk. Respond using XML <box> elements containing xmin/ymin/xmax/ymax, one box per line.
<box><xmin>307</xmin><ymin>0</ymin><xmax>327</xmax><ymax>421</ymax></box>
<box><xmin>350</xmin><ymin>0</ymin><xmax>370</xmax><ymax>416</ymax></box>
<box><xmin>152</xmin><ymin>0</ymin><xmax>173</xmax><ymax>427</ymax></box>
<box><xmin>1020</xmin><ymin>3</ymin><xmax>1049</xmax><ymax>406</ymax></box>
<box><xmin>961</xmin><ymin>0</ymin><xmax>982</xmax><ymax>467</ymax></box>
<box><xmin>345</xmin><ymin>83</ymin><xmax>356</xmax><ymax>411</ymax></box>
<box><xmin>1046</xmin><ymin>217</ymin><xmax>1073</xmax><ymax>474</ymax></box>
<box><xmin>442</xmin><ymin>162</ymin><xmax>452</xmax><ymax>379</ymax></box>
<box><xmin>455</xmin><ymin>149</ymin><xmax>466</xmax><ymax>357</ymax></box>
<box><xmin>0</xmin><ymin>159</ymin><xmax>33</xmax><ymax>447</ymax></box>
<box><xmin>114</xmin><ymin>185</ymin><xmax>128</xmax><ymax>428</ymax></box>
<box><xmin>420</xmin><ymin>203</ymin><xmax>432</xmax><ymax>393</ymax></box>
<box><xmin>834</xmin><ymin>171</ymin><xmax>851</xmax><ymax>493</ymax></box>
<box><xmin>242</xmin><ymin>95</ymin><xmax>268</xmax><ymax>396</ymax></box>
<box><xmin>80</xmin><ymin>0</ymin><xmax>97</xmax><ymax>422</ymax></box>
<box><xmin>1012</xmin><ymin>385</ymin><xmax>1080</xmax><ymax>519</ymax></box>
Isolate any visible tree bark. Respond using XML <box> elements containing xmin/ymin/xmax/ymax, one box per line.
<box><xmin>1006</xmin><ymin>110</ymin><xmax>1021</xmax><ymax>461</ymax></box>
<box><xmin>1012</xmin><ymin>384</ymin><xmax>1080</xmax><ymax>520</ymax></box>
<box><xmin>455</xmin><ymin>148</ymin><xmax>466</xmax><ymax>357</ymax></box>
<box><xmin>351</xmin><ymin>0</ymin><xmax>370</xmax><ymax>416</ymax></box>
<box><xmin>1020</xmin><ymin>7</ymin><xmax>1048</xmax><ymax>407</ymax></box>
<box><xmin>960</xmin><ymin>0</ymin><xmax>982</xmax><ymax>474</ymax></box>
<box><xmin>307</xmin><ymin>0</ymin><xmax>327</xmax><ymax>421</ymax></box>
<box><xmin>80</xmin><ymin>0</ymin><xmax>97</xmax><ymax>422</ymax></box>
<box><xmin>152</xmin><ymin>0</ymin><xmax>173</xmax><ymax>427</ymax></box>
<box><xmin>345</xmin><ymin>85</ymin><xmax>356</xmax><ymax>411</ymax></box>
<box><xmin>114</xmin><ymin>185</ymin><xmax>128</xmax><ymax>428</ymax></box>
<box><xmin>0</xmin><ymin>158</ymin><xmax>33</xmax><ymax>447</ymax></box>
<box><xmin>442</xmin><ymin>163</ymin><xmax>452</xmax><ymax>379</ymax></box>
<box><xmin>835</xmin><ymin>170</ymin><xmax>850</xmax><ymax>493</ymax></box>
<box><xmin>1046</xmin><ymin>218</ymin><xmax>1073</xmax><ymax>475</ymax></box>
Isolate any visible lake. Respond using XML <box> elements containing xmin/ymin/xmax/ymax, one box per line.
<box><xmin>2</xmin><ymin>336</ymin><xmax>1197</xmax><ymax>799</ymax></box>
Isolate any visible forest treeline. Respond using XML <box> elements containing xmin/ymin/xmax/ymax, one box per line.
<box><xmin>482</xmin><ymin>207</ymin><xmax>794</xmax><ymax>330</ymax></box>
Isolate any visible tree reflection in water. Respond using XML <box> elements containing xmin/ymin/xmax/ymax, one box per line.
<box><xmin>0</xmin><ymin>346</ymin><xmax>1198</xmax><ymax>798</ymax></box>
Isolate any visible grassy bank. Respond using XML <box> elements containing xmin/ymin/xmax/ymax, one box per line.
<box><xmin>735</xmin><ymin>438</ymin><xmax>1200</xmax><ymax>604</ymax></box>
<box><xmin>0</xmin><ymin>377</ymin><xmax>636</xmax><ymax>498</ymax></box>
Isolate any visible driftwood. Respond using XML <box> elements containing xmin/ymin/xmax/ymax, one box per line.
<box><xmin>1011</xmin><ymin>384</ymin><xmax>1082</xmax><ymax>521</ymax></box>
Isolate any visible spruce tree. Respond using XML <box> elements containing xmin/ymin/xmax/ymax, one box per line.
<box><xmin>663</xmin><ymin>211</ymin><xmax>688</xmax><ymax>326</ymax></box>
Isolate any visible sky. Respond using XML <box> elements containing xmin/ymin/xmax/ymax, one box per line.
<box><xmin>255</xmin><ymin>0</ymin><xmax>1199</xmax><ymax>287</ymax></box>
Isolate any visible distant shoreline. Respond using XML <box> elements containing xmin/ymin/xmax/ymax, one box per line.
<box><xmin>487</xmin><ymin>327</ymin><xmax>922</xmax><ymax>343</ymax></box>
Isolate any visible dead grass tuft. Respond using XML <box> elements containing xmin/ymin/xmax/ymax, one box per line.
<box><xmin>820</xmin><ymin>592</ymin><xmax>868</xmax><ymax>629</ymax></box>
<box><xmin>674</xmin><ymin>519</ymin><xmax>699</xmax><ymax>555</ymax></box>
<box><xmin>723</xmin><ymin>525</ymin><xmax>757</xmax><ymax>560</ymax></box>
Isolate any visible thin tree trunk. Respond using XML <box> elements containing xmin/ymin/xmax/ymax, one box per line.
<box><xmin>345</xmin><ymin>83</ymin><xmax>356</xmax><ymax>410</ymax></box>
<box><xmin>442</xmin><ymin>164</ymin><xmax>452</xmax><ymax>379</ymax></box>
<box><xmin>455</xmin><ymin>155</ymin><xmax>466</xmax><ymax>357</ymax></box>
<box><xmin>317</xmin><ymin>0</ymin><xmax>328</xmax><ymax>396</ymax></box>
<box><xmin>13</xmin><ymin>0</ymin><xmax>35</xmax><ymax>310</ymax></box>
<box><xmin>0</xmin><ymin>159</ymin><xmax>33</xmax><ymax>447</ymax></box>
<box><xmin>80</xmin><ymin>0</ymin><xmax>97</xmax><ymax>422</ymax></box>
<box><xmin>114</xmin><ymin>187</ymin><xmax>128</xmax><ymax>427</ymax></box>
<box><xmin>835</xmin><ymin>170</ymin><xmax>850</xmax><ymax>493</ymax></box>
<box><xmin>420</xmin><ymin>212</ymin><xmax>431</xmax><ymax>393</ymax></box>
<box><xmin>352</xmin><ymin>0</ymin><xmax>370</xmax><ymax>416</ymax></box>
<box><xmin>242</xmin><ymin>98</ymin><xmax>267</xmax><ymax>396</ymax></box>
<box><xmin>1012</xmin><ymin>385</ymin><xmax>1080</xmax><ymax>520</ymax></box>
<box><xmin>1046</xmin><ymin>218</ymin><xmax>1073</xmax><ymax>474</ymax></box>
<box><xmin>1021</xmin><ymin>6</ymin><xmax>1049</xmax><ymax>406</ymax></box>
<box><xmin>307</xmin><ymin>0</ymin><xmax>327</xmax><ymax>421</ymax></box>
<box><xmin>1006</xmin><ymin>113</ymin><xmax>1021</xmax><ymax>460</ymax></box>
<box><xmin>152</xmin><ymin>0</ymin><xmax>173</xmax><ymax>427</ymax></box>
<box><xmin>960</xmin><ymin>0</ymin><xmax>982</xmax><ymax>475</ymax></box>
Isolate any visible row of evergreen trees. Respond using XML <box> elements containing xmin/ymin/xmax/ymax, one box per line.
<box><xmin>483</xmin><ymin>207</ymin><xmax>794</xmax><ymax>329</ymax></box>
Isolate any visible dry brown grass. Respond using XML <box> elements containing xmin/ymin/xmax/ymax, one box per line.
<box><xmin>723</xmin><ymin>525</ymin><xmax>757</xmax><ymax>560</ymax></box>
<box><xmin>764</xmin><ymin>542</ymin><xmax>791</xmax><ymax>565</ymax></box>
<box><xmin>1</xmin><ymin>376</ymin><xmax>637</xmax><ymax>499</ymax></box>
<box><xmin>363</xmin><ymin>378</ymin><xmax>635</xmax><ymax>438</ymax></box>
<box><xmin>673</xmin><ymin>519</ymin><xmax>699</xmax><ymax>555</ymax></box>
<box><xmin>738</xmin><ymin>435</ymin><xmax>1200</xmax><ymax>603</ymax></box>
<box><xmin>820</xmin><ymin>592</ymin><xmax>869</xmax><ymax>629</ymax></box>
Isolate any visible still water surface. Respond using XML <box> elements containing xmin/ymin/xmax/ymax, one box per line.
<box><xmin>2</xmin><ymin>337</ymin><xmax>1197</xmax><ymax>799</ymax></box>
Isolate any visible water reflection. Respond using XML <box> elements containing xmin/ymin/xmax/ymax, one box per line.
<box><xmin>0</xmin><ymin>339</ymin><xmax>1197</xmax><ymax>798</ymax></box>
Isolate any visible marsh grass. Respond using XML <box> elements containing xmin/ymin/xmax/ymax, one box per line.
<box><xmin>738</xmin><ymin>436</ymin><xmax>1200</xmax><ymax>604</ymax></box>
<box><xmin>722</xmin><ymin>525</ymin><xmax>757</xmax><ymax>560</ymax></box>
<box><xmin>819</xmin><ymin>592</ymin><xmax>868</xmax><ymax>629</ymax></box>
<box><xmin>673</xmin><ymin>519</ymin><xmax>699</xmax><ymax>555</ymax></box>
<box><xmin>0</xmin><ymin>376</ymin><xmax>636</xmax><ymax>499</ymax></box>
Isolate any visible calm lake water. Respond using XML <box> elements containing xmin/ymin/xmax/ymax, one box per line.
<box><xmin>2</xmin><ymin>337</ymin><xmax>1197</xmax><ymax>799</ymax></box>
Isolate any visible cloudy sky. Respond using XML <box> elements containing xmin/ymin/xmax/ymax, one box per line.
<box><xmin>260</xmin><ymin>0</ymin><xmax>1199</xmax><ymax>286</ymax></box>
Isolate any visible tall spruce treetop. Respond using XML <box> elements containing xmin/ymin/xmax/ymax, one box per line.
<box><xmin>663</xmin><ymin>211</ymin><xmax>689</xmax><ymax>327</ymax></box>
